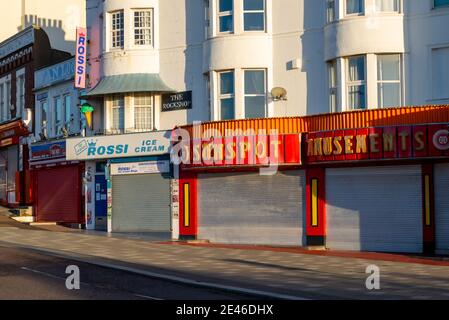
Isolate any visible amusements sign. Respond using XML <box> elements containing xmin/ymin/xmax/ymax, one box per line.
<box><xmin>162</xmin><ymin>91</ymin><xmax>192</xmax><ymax>112</ymax></box>
<box><xmin>305</xmin><ymin>124</ymin><xmax>449</xmax><ymax>163</ymax></box>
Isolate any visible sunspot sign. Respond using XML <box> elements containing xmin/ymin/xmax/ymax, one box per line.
<box><xmin>75</xmin><ymin>27</ymin><xmax>87</xmax><ymax>89</ymax></box>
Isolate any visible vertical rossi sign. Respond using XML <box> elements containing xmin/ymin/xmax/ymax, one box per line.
<box><xmin>75</xmin><ymin>27</ymin><xmax>87</xmax><ymax>89</ymax></box>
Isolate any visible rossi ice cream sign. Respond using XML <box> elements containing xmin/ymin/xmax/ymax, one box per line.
<box><xmin>75</xmin><ymin>27</ymin><xmax>87</xmax><ymax>89</ymax></box>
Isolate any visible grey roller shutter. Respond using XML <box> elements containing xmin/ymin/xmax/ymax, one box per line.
<box><xmin>112</xmin><ymin>173</ymin><xmax>171</xmax><ymax>232</ymax></box>
<box><xmin>198</xmin><ymin>171</ymin><xmax>305</xmax><ymax>246</ymax></box>
<box><xmin>326</xmin><ymin>166</ymin><xmax>422</xmax><ymax>253</ymax></box>
<box><xmin>435</xmin><ymin>163</ymin><xmax>449</xmax><ymax>254</ymax></box>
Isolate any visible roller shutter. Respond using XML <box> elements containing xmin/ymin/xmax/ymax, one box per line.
<box><xmin>111</xmin><ymin>174</ymin><xmax>171</xmax><ymax>232</ymax></box>
<box><xmin>435</xmin><ymin>163</ymin><xmax>449</xmax><ymax>254</ymax></box>
<box><xmin>326</xmin><ymin>166</ymin><xmax>422</xmax><ymax>253</ymax></box>
<box><xmin>198</xmin><ymin>171</ymin><xmax>305</xmax><ymax>246</ymax></box>
<box><xmin>36</xmin><ymin>166</ymin><xmax>81</xmax><ymax>223</ymax></box>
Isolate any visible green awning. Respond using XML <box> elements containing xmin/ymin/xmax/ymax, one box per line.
<box><xmin>81</xmin><ymin>73</ymin><xmax>175</xmax><ymax>98</ymax></box>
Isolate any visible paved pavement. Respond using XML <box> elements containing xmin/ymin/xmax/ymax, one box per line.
<box><xmin>1</xmin><ymin>210</ymin><xmax>449</xmax><ymax>300</ymax></box>
<box><xmin>0</xmin><ymin>245</ymin><xmax>256</xmax><ymax>300</ymax></box>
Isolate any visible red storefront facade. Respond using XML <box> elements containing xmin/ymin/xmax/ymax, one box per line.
<box><xmin>175</xmin><ymin>106</ymin><xmax>449</xmax><ymax>254</ymax></box>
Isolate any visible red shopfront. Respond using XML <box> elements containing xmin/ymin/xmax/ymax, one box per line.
<box><xmin>30</xmin><ymin>140</ymin><xmax>84</xmax><ymax>224</ymax></box>
<box><xmin>0</xmin><ymin>120</ymin><xmax>30</xmax><ymax>207</ymax></box>
<box><xmin>175</xmin><ymin>129</ymin><xmax>305</xmax><ymax>246</ymax></box>
<box><xmin>175</xmin><ymin>106</ymin><xmax>449</xmax><ymax>254</ymax></box>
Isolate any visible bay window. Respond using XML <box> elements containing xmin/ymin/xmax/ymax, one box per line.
<box><xmin>377</xmin><ymin>54</ymin><xmax>401</xmax><ymax>108</ymax></box>
<box><xmin>134</xmin><ymin>94</ymin><xmax>153</xmax><ymax>131</ymax></box>
<box><xmin>219</xmin><ymin>71</ymin><xmax>235</xmax><ymax>120</ymax></box>
<box><xmin>218</xmin><ymin>0</ymin><xmax>233</xmax><ymax>33</ymax></box>
<box><xmin>346</xmin><ymin>0</ymin><xmax>364</xmax><ymax>15</ymax></box>
<box><xmin>346</xmin><ymin>56</ymin><xmax>366</xmax><ymax>110</ymax></box>
<box><xmin>244</xmin><ymin>69</ymin><xmax>266</xmax><ymax>119</ymax></box>
<box><xmin>111</xmin><ymin>10</ymin><xmax>124</xmax><ymax>48</ymax></box>
<box><xmin>243</xmin><ymin>0</ymin><xmax>265</xmax><ymax>31</ymax></box>
<box><xmin>434</xmin><ymin>0</ymin><xmax>449</xmax><ymax>8</ymax></box>
<box><xmin>134</xmin><ymin>10</ymin><xmax>153</xmax><ymax>46</ymax></box>
<box><xmin>111</xmin><ymin>95</ymin><xmax>125</xmax><ymax>132</ymax></box>
<box><xmin>376</xmin><ymin>0</ymin><xmax>400</xmax><ymax>12</ymax></box>
<box><xmin>326</xmin><ymin>0</ymin><xmax>336</xmax><ymax>23</ymax></box>
<box><xmin>328</xmin><ymin>60</ymin><xmax>338</xmax><ymax>112</ymax></box>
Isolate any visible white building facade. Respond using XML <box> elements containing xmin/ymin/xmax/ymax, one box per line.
<box><xmin>84</xmin><ymin>0</ymin><xmax>449</xmax><ymax>129</ymax></box>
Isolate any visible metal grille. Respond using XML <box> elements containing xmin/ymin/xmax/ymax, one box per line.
<box><xmin>198</xmin><ymin>171</ymin><xmax>305</xmax><ymax>246</ymax></box>
<box><xmin>434</xmin><ymin>164</ymin><xmax>449</xmax><ymax>253</ymax></box>
<box><xmin>326</xmin><ymin>166</ymin><xmax>423</xmax><ymax>253</ymax></box>
<box><xmin>111</xmin><ymin>174</ymin><xmax>171</xmax><ymax>232</ymax></box>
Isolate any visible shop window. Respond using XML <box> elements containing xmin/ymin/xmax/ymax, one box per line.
<box><xmin>326</xmin><ymin>0</ymin><xmax>336</xmax><ymax>23</ymax></box>
<box><xmin>346</xmin><ymin>55</ymin><xmax>366</xmax><ymax>110</ymax></box>
<box><xmin>328</xmin><ymin>60</ymin><xmax>338</xmax><ymax>112</ymax></box>
<box><xmin>218</xmin><ymin>0</ymin><xmax>233</xmax><ymax>33</ymax></box>
<box><xmin>375</xmin><ymin>0</ymin><xmax>400</xmax><ymax>12</ymax></box>
<box><xmin>134</xmin><ymin>9</ymin><xmax>153</xmax><ymax>46</ymax></box>
<box><xmin>218</xmin><ymin>71</ymin><xmax>235</xmax><ymax>120</ymax></box>
<box><xmin>243</xmin><ymin>0</ymin><xmax>265</xmax><ymax>31</ymax></box>
<box><xmin>434</xmin><ymin>0</ymin><xmax>449</xmax><ymax>8</ymax></box>
<box><xmin>134</xmin><ymin>93</ymin><xmax>153</xmax><ymax>131</ymax></box>
<box><xmin>111</xmin><ymin>10</ymin><xmax>124</xmax><ymax>49</ymax></box>
<box><xmin>244</xmin><ymin>69</ymin><xmax>266</xmax><ymax>119</ymax></box>
<box><xmin>346</xmin><ymin>0</ymin><xmax>364</xmax><ymax>15</ymax></box>
<box><xmin>111</xmin><ymin>95</ymin><xmax>125</xmax><ymax>132</ymax></box>
<box><xmin>377</xmin><ymin>54</ymin><xmax>401</xmax><ymax>108</ymax></box>
<box><xmin>432</xmin><ymin>47</ymin><xmax>449</xmax><ymax>100</ymax></box>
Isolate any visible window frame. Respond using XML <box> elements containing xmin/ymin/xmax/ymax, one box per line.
<box><xmin>375</xmin><ymin>0</ymin><xmax>401</xmax><ymax>13</ymax></box>
<box><xmin>111</xmin><ymin>95</ymin><xmax>125</xmax><ymax>133</ymax></box>
<box><xmin>218</xmin><ymin>70</ymin><xmax>235</xmax><ymax>120</ymax></box>
<box><xmin>346</xmin><ymin>55</ymin><xmax>367</xmax><ymax>110</ymax></box>
<box><xmin>377</xmin><ymin>54</ymin><xmax>402</xmax><ymax>108</ymax></box>
<box><xmin>243</xmin><ymin>69</ymin><xmax>267</xmax><ymax>119</ymax></box>
<box><xmin>345</xmin><ymin>0</ymin><xmax>365</xmax><ymax>17</ymax></box>
<box><xmin>54</xmin><ymin>96</ymin><xmax>63</xmax><ymax>137</ymax></box>
<box><xmin>133</xmin><ymin>8</ymin><xmax>153</xmax><ymax>47</ymax></box>
<box><xmin>111</xmin><ymin>10</ymin><xmax>125</xmax><ymax>49</ymax></box>
<box><xmin>217</xmin><ymin>0</ymin><xmax>234</xmax><ymax>34</ymax></box>
<box><xmin>328</xmin><ymin>60</ymin><xmax>338</xmax><ymax>113</ymax></box>
<box><xmin>326</xmin><ymin>0</ymin><xmax>336</xmax><ymax>23</ymax></box>
<box><xmin>243</xmin><ymin>0</ymin><xmax>266</xmax><ymax>32</ymax></box>
<box><xmin>133</xmin><ymin>93</ymin><xmax>154</xmax><ymax>132</ymax></box>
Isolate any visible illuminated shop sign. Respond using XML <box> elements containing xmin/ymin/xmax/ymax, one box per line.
<box><xmin>75</xmin><ymin>27</ymin><xmax>87</xmax><ymax>89</ymax></box>
<box><xmin>305</xmin><ymin>124</ymin><xmax>449</xmax><ymax>163</ymax></box>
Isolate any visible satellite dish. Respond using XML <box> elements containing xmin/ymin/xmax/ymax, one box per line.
<box><xmin>271</xmin><ymin>87</ymin><xmax>288</xmax><ymax>101</ymax></box>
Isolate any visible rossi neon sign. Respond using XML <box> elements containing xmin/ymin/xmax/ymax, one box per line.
<box><xmin>75</xmin><ymin>27</ymin><xmax>87</xmax><ymax>89</ymax></box>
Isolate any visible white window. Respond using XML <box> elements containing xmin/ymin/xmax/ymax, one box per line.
<box><xmin>134</xmin><ymin>94</ymin><xmax>153</xmax><ymax>131</ymax></box>
<box><xmin>111</xmin><ymin>10</ymin><xmax>124</xmax><ymax>48</ymax></box>
<box><xmin>432</xmin><ymin>47</ymin><xmax>449</xmax><ymax>100</ymax></box>
<box><xmin>346</xmin><ymin>55</ymin><xmax>366</xmax><ymax>110</ymax></box>
<box><xmin>218</xmin><ymin>71</ymin><xmax>235</xmax><ymax>120</ymax></box>
<box><xmin>377</xmin><ymin>54</ymin><xmax>401</xmax><ymax>108</ymax></box>
<box><xmin>434</xmin><ymin>0</ymin><xmax>449</xmax><ymax>9</ymax></box>
<box><xmin>326</xmin><ymin>0</ymin><xmax>336</xmax><ymax>23</ymax></box>
<box><xmin>111</xmin><ymin>95</ymin><xmax>125</xmax><ymax>131</ymax></box>
<box><xmin>40</xmin><ymin>100</ymin><xmax>49</xmax><ymax>136</ymax></box>
<box><xmin>16</xmin><ymin>72</ymin><xmax>25</xmax><ymax>118</ymax></box>
<box><xmin>328</xmin><ymin>60</ymin><xmax>338</xmax><ymax>112</ymax></box>
<box><xmin>134</xmin><ymin>9</ymin><xmax>152</xmax><ymax>46</ymax></box>
<box><xmin>54</xmin><ymin>96</ymin><xmax>63</xmax><ymax>136</ymax></box>
<box><xmin>346</xmin><ymin>0</ymin><xmax>364</xmax><ymax>15</ymax></box>
<box><xmin>244</xmin><ymin>69</ymin><xmax>266</xmax><ymax>119</ymax></box>
<box><xmin>0</xmin><ymin>84</ymin><xmax>4</xmax><ymax>122</ymax></box>
<box><xmin>243</xmin><ymin>0</ymin><xmax>265</xmax><ymax>31</ymax></box>
<box><xmin>64</xmin><ymin>95</ymin><xmax>72</xmax><ymax>126</ymax></box>
<box><xmin>375</xmin><ymin>0</ymin><xmax>400</xmax><ymax>12</ymax></box>
<box><xmin>1</xmin><ymin>79</ymin><xmax>11</xmax><ymax>122</ymax></box>
<box><xmin>218</xmin><ymin>0</ymin><xmax>233</xmax><ymax>33</ymax></box>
